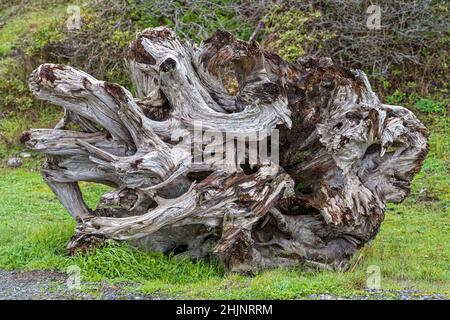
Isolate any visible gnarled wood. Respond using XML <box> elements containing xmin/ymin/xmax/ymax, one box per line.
<box><xmin>25</xmin><ymin>27</ymin><xmax>428</xmax><ymax>273</ymax></box>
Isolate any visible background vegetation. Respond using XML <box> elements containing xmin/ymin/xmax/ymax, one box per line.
<box><xmin>0</xmin><ymin>0</ymin><xmax>448</xmax><ymax>298</ymax></box>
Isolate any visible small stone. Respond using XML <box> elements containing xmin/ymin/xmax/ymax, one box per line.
<box><xmin>20</xmin><ymin>152</ymin><xmax>32</xmax><ymax>158</ymax></box>
<box><xmin>7</xmin><ymin>157</ymin><xmax>23</xmax><ymax>168</ymax></box>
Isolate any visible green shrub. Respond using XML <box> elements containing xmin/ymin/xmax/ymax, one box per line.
<box><xmin>1</xmin><ymin>0</ymin><xmax>267</xmax><ymax>154</ymax></box>
<box><xmin>385</xmin><ymin>90</ymin><xmax>407</xmax><ymax>105</ymax></box>
<box><xmin>263</xmin><ymin>4</ymin><xmax>335</xmax><ymax>62</ymax></box>
<box><xmin>262</xmin><ymin>0</ymin><xmax>449</xmax><ymax>97</ymax></box>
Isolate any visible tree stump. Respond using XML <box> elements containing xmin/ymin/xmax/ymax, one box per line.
<box><xmin>24</xmin><ymin>27</ymin><xmax>428</xmax><ymax>273</ymax></box>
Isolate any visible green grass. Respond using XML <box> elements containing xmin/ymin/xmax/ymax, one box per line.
<box><xmin>0</xmin><ymin>168</ymin><xmax>225</xmax><ymax>286</ymax></box>
<box><xmin>0</xmin><ymin>6</ymin><xmax>68</xmax><ymax>57</ymax></box>
<box><xmin>0</xmin><ymin>127</ymin><xmax>448</xmax><ymax>299</ymax></box>
<box><xmin>0</xmin><ymin>1</ymin><xmax>448</xmax><ymax>299</ymax></box>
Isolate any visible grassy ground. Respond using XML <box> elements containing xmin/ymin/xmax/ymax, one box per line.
<box><xmin>0</xmin><ymin>0</ymin><xmax>448</xmax><ymax>299</ymax></box>
<box><xmin>0</xmin><ymin>127</ymin><xmax>448</xmax><ymax>299</ymax></box>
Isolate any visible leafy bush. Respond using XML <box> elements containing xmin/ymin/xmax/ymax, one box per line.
<box><xmin>0</xmin><ymin>0</ymin><xmax>448</xmax><ymax>157</ymax></box>
<box><xmin>414</xmin><ymin>99</ymin><xmax>446</xmax><ymax>114</ymax></box>
<box><xmin>20</xmin><ymin>0</ymin><xmax>267</xmax><ymax>90</ymax></box>
<box><xmin>0</xmin><ymin>0</ymin><xmax>266</xmax><ymax>155</ymax></box>
<box><xmin>262</xmin><ymin>0</ymin><xmax>449</xmax><ymax>97</ymax></box>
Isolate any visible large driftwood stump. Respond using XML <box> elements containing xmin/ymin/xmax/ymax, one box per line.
<box><xmin>24</xmin><ymin>27</ymin><xmax>428</xmax><ymax>273</ymax></box>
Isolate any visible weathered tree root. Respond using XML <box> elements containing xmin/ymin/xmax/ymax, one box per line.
<box><xmin>24</xmin><ymin>27</ymin><xmax>428</xmax><ymax>273</ymax></box>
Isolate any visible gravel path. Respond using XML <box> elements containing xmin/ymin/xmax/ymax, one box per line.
<box><xmin>0</xmin><ymin>269</ymin><xmax>154</xmax><ymax>300</ymax></box>
<box><xmin>1</xmin><ymin>269</ymin><xmax>448</xmax><ymax>300</ymax></box>
<box><xmin>310</xmin><ymin>290</ymin><xmax>449</xmax><ymax>300</ymax></box>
